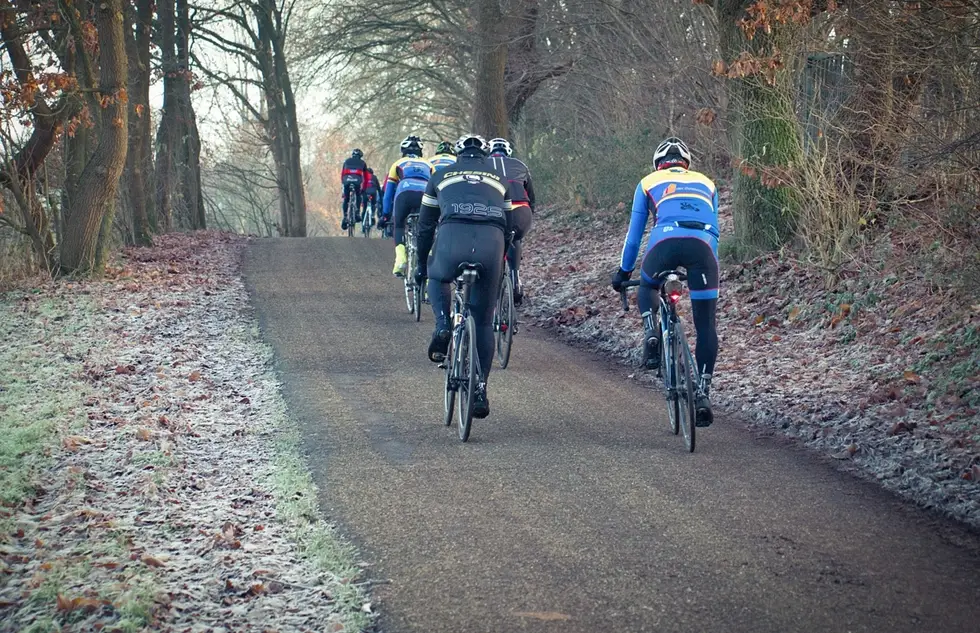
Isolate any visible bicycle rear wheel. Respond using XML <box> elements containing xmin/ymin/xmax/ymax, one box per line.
<box><xmin>673</xmin><ymin>325</ymin><xmax>696</xmax><ymax>452</ymax></box>
<box><xmin>443</xmin><ymin>325</ymin><xmax>457</xmax><ymax>427</ymax></box>
<box><xmin>457</xmin><ymin>315</ymin><xmax>477</xmax><ymax>442</ymax></box>
<box><xmin>495</xmin><ymin>270</ymin><xmax>515</xmax><ymax>368</ymax></box>
<box><xmin>662</xmin><ymin>317</ymin><xmax>679</xmax><ymax>435</ymax></box>
<box><xmin>346</xmin><ymin>197</ymin><xmax>355</xmax><ymax>237</ymax></box>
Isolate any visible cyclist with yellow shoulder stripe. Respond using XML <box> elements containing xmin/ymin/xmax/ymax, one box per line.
<box><xmin>379</xmin><ymin>135</ymin><xmax>431</xmax><ymax>277</ymax></box>
<box><xmin>428</xmin><ymin>141</ymin><xmax>457</xmax><ymax>171</ymax></box>
<box><xmin>610</xmin><ymin>137</ymin><xmax>720</xmax><ymax>427</ymax></box>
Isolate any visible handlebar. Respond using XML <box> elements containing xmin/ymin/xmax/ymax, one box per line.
<box><xmin>617</xmin><ymin>280</ymin><xmax>641</xmax><ymax>312</ymax></box>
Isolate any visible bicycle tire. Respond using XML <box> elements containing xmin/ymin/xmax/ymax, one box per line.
<box><xmin>663</xmin><ymin>314</ymin><xmax>680</xmax><ymax>436</ymax></box>
<box><xmin>443</xmin><ymin>325</ymin><xmax>457</xmax><ymax>427</ymax></box>
<box><xmin>674</xmin><ymin>324</ymin><xmax>696</xmax><ymax>452</ymax></box>
<box><xmin>495</xmin><ymin>271</ymin><xmax>515</xmax><ymax>368</ymax></box>
<box><xmin>457</xmin><ymin>315</ymin><xmax>477</xmax><ymax>442</ymax></box>
<box><xmin>346</xmin><ymin>196</ymin><xmax>355</xmax><ymax>237</ymax></box>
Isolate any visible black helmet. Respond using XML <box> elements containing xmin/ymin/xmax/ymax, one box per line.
<box><xmin>366</xmin><ymin>167</ymin><xmax>374</xmax><ymax>173</ymax></box>
<box><xmin>400</xmin><ymin>135</ymin><xmax>423</xmax><ymax>155</ymax></box>
<box><xmin>454</xmin><ymin>134</ymin><xmax>490</xmax><ymax>156</ymax></box>
<box><xmin>436</xmin><ymin>141</ymin><xmax>456</xmax><ymax>156</ymax></box>
<box><xmin>351</xmin><ymin>148</ymin><xmax>363</xmax><ymax>159</ymax></box>
<box><xmin>489</xmin><ymin>138</ymin><xmax>512</xmax><ymax>156</ymax></box>
<box><xmin>653</xmin><ymin>137</ymin><xmax>691</xmax><ymax>170</ymax></box>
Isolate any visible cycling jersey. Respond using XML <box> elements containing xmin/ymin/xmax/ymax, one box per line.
<box><xmin>428</xmin><ymin>153</ymin><xmax>457</xmax><ymax>171</ymax></box>
<box><xmin>382</xmin><ymin>155</ymin><xmax>431</xmax><ymax>218</ymax></box>
<box><xmin>489</xmin><ymin>154</ymin><xmax>535</xmax><ymax>210</ymax></box>
<box><xmin>341</xmin><ymin>157</ymin><xmax>368</xmax><ymax>189</ymax></box>
<box><xmin>621</xmin><ymin>167</ymin><xmax>719</xmax><ymax>269</ymax></box>
<box><xmin>364</xmin><ymin>173</ymin><xmax>381</xmax><ymax>195</ymax></box>
<box><xmin>418</xmin><ymin>154</ymin><xmax>513</xmax><ymax>236</ymax></box>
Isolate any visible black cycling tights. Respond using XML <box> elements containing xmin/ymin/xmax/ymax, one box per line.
<box><xmin>639</xmin><ymin>288</ymin><xmax>718</xmax><ymax>376</ymax></box>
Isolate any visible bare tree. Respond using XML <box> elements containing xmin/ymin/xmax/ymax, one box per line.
<box><xmin>192</xmin><ymin>0</ymin><xmax>307</xmax><ymax>236</ymax></box>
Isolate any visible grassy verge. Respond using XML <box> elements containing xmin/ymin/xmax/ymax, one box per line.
<box><xmin>256</xmin><ymin>338</ymin><xmax>374</xmax><ymax>631</ymax></box>
<box><xmin>0</xmin><ymin>292</ymin><xmax>91</xmax><ymax>509</ymax></box>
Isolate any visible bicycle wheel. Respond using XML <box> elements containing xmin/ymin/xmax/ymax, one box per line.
<box><xmin>346</xmin><ymin>196</ymin><xmax>355</xmax><ymax>237</ymax></box>
<box><xmin>443</xmin><ymin>325</ymin><xmax>457</xmax><ymax>427</ymax></box>
<box><xmin>662</xmin><ymin>315</ymin><xmax>679</xmax><ymax>436</ymax></box>
<box><xmin>457</xmin><ymin>315</ymin><xmax>477</xmax><ymax>442</ymax></box>
<box><xmin>673</xmin><ymin>325</ymin><xmax>696</xmax><ymax>452</ymax></box>
<box><xmin>495</xmin><ymin>270</ymin><xmax>515</xmax><ymax>368</ymax></box>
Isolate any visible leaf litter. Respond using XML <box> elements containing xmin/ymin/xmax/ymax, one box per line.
<box><xmin>521</xmin><ymin>198</ymin><xmax>980</xmax><ymax>531</ymax></box>
<box><xmin>0</xmin><ymin>232</ymin><xmax>370</xmax><ymax>632</ymax></box>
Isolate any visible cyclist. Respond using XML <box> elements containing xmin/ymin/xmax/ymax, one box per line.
<box><xmin>414</xmin><ymin>134</ymin><xmax>512</xmax><ymax>419</ymax></box>
<box><xmin>362</xmin><ymin>167</ymin><xmax>382</xmax><ymax>223</ymax></box>
<box><xmin>610</xmin><ymin>137</ymin><xmax>719</xmax><ymax>427</ymax></box>
<box><xmin>488</xmin><ymin>138</ymin><xmax>535</xmax><ymax>305</ymax></box>
<box><xmin>429</xmin><ymin>141</ymin><xmax>457</xmax><ymax>171</ymax></box>
<box><xmin>340</xmin><ymin>148</ymin><xmax>368</xmax><ymax>230</ymax></box>
<box><xmin>380</xmin><ymin>135</ymin><xmax>430</xmax><ymax>277</ymax></box>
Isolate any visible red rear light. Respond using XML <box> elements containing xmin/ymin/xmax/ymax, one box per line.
<box><xmin>669</xmin><ymin>291</ymin><xmax>682</xmax><ymax>304</ymax></box>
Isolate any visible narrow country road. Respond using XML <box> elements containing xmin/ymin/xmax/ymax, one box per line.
<box><xmin>244</xmin><ymin>237</ymin><xmax>980</xmax><ymax>633</ymax></box>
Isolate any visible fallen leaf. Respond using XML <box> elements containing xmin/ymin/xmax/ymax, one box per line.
<box><xmin>831</xmin><ymin>443</ymin><xmax>858</xmax><ymax>459</ymax></box>
<box><xmin>136</xmin><ymin>428</ymin><xmax>152</xmax><ymax>441</ymax></box>
<box><xmin>141</xmin><ymin>554</ymin><xmax>166</xmax><ymax>568</ymax></box>
<box><xmin>787</xmin><ymin>306</ymin><xmax>800</xmax><ymax>321</ymax></box>
<box><xmin>188</xmin><ymin>370</ymin><xmax>201</xmax><ymax>382</ymax></box>
<box><xmin>903</xmin><ymin>370</ymin><xmax>921</xmax><ymax>384</ymax></box>
<box><xmin>114</xmin><ymin>364</ymin><xmax>136</xmax><ymax>375</ymax></box>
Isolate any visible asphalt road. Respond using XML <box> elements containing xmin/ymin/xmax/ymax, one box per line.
<box><xmin>244</xmin><ymin>237</ymin><xmax>980</xmax><ymax>633</ymax></box>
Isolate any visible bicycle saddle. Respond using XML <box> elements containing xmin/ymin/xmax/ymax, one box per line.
<box><xmin>454</xmin><ymin>262</ymin><xmax>484</xmax><ymax>279</ymax></box>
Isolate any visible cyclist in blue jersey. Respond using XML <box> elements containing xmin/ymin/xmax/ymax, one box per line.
<box><xmin>610</xmin><ymin>137</ymin><xmax>720</xmax><ymax>427</ymax></box>
<box><xmin>379</xmin><ymin>135</ymin><xmax>431</xmax><ymax>276</ymax></box>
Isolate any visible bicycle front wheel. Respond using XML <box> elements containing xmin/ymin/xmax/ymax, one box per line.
<box><xmin>673</xmin><ymin>324</ymin><xmax>696</xmax><ymax>452</ymax></box>
<box><xmin>457</xmin><ymin>315</ymin><xmax>477</xmax><ymax>442</ymax></box>
<box><xmin>495</xmin><ymin>270</ymin><xmax>515</xmax><ymax>368</ymax></box>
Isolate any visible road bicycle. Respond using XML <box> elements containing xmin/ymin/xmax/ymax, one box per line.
<box><xmin>342</xmin><ymin>179</ymin><xmax>360</xmax><ymax>237</ymax></box>
<box><xmin>619</xmin><ymin>271</ymin><xmax>699</xmax><ymax>452</ymax></box>
<box><xmin>442</xmin><ymin>263</ymin><xmax>483</xmax><ymax>441</ymax></box>
<box><xmin>493</xmin><ymin>233</ymin><xmax>517</xmax><ymax>369</ymax></box>
<box><xmin>403</xmin><ymin>212</ymin><xmax>426</xmax><ymax>320</ymax></box>
<box><xmin>361</xmin><ymin>195</ymin><xmax>376</xmax><ymax>238</ymax></box>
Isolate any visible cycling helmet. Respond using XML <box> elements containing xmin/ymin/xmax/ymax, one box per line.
<box><xmin>351</xmin><ymin>148</ymin><xmax>363</xmax><ymax>159</ymax></box>
<box><xmin>653</xmin><ymin>137</ymin><xmax>691</xmax><ymax>170</ymax></box>
<box><xmin>435</xmin><ymin>141</ymin><xmax>456</xmax><ymax>156</ymax></box>
<box><xmin>400</xmin><ymin>135</ymin><xmax>423</xmax><ymax>155</ymax></box>
<box><xmin>366</xmin><ymin>167</ymin><xmax>374</xmax><ymax>173</ymax></box>
<box><xmin>488</xmin><ymin>138</ymin><xmax>512</xmax><ymax>156</ymax></box>
<box><xmin>454</xmin><ymin>134</ymin><xmax>490</xmax><ymax>155</ymax></box>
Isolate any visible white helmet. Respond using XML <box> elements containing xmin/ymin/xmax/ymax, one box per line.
<box><xmin>488</xmin><ymin>138</ymin><xmax>512</xmax><ymax>156</ymax></box>
<box><xmin>400</xmin><ymin>135</ymin><xmax>423</xmax><ymax>154</ymax></box>
<box><xmin>454</xmin><ymin>134</ymin><xmax>490</xmax><ymax>155</ymax></box>
<box><xmin>653</xmin><ymin>137</ymin><xmax>691</xmax><ymax>170</ymax></box>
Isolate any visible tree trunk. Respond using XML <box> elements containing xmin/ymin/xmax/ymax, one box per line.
<box><xmin>154</xmin><ymin>0</ymin><xmax>177</xmax><ymax>231</ymax></box>
<box><xmin>60</xmin><ymin>0</ymin><xmax>129</xmax><ymax>275</ymax></box>
<box><xmin>125</xmin><ymin>0</ymin><xmax>153</xmax><ymax>245</ymax></box>
<box><xmin>472</xmin><ymin>0</ymin><xmax>509</xmax><ymax>138</ymax></box>
<box><xmin>176</xmin><ymin>0</ymin><xmax>205</xmax><ymax>230</ymax></box>
<box><xmin>716</xmin><ymin>0</ymin><xmax>803</xmax><ymax>252</ymax></box>
<box><xmin>255</xmin><ymin>0</ymin><xmax>307</xmax><ymax>236</ymax></box>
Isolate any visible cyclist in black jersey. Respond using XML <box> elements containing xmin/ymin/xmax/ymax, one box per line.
<box><xmin>488</xmin><ymin>138</ymin><xmax>535</xmax><ymax>305</ymax></box>
<box><xmin>415</xmin><ymin>134</ymin><xmax>513</xmax><ymax>419</ymax></box>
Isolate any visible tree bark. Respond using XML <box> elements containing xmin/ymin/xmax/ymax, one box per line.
<box><xmin>124</xmin><ymin>0</ymin><xmax>153</xmax><ymax>245</ymax></box>
<box><xmin>60</xmin><ymin>0</ymin><xmax>129</xmax><ymax>275</ymax></box>
<box><xmin>176</xmin><ymin>0</ymin><xmax>205</xmax><ymax>230</ymax></box>
<box><xmin>472</xmin><ymin>0</ymin><xmax>509</xmax><ymax>138</ymax></box>
<box><xmin>154</xmin><ymin>0</ymin><xmax>177</xmax><ymax>231</ymax></box>
<box><xmin>716</xmin><ymin>0</ymin><xmax>803</xmax><ymax>252</ymax></box>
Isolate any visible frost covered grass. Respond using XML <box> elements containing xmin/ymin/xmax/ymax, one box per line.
<box><xmin>0</xmin><ymin>294</ymin><xmax>92</xmax><ymax>507</ymax></box>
